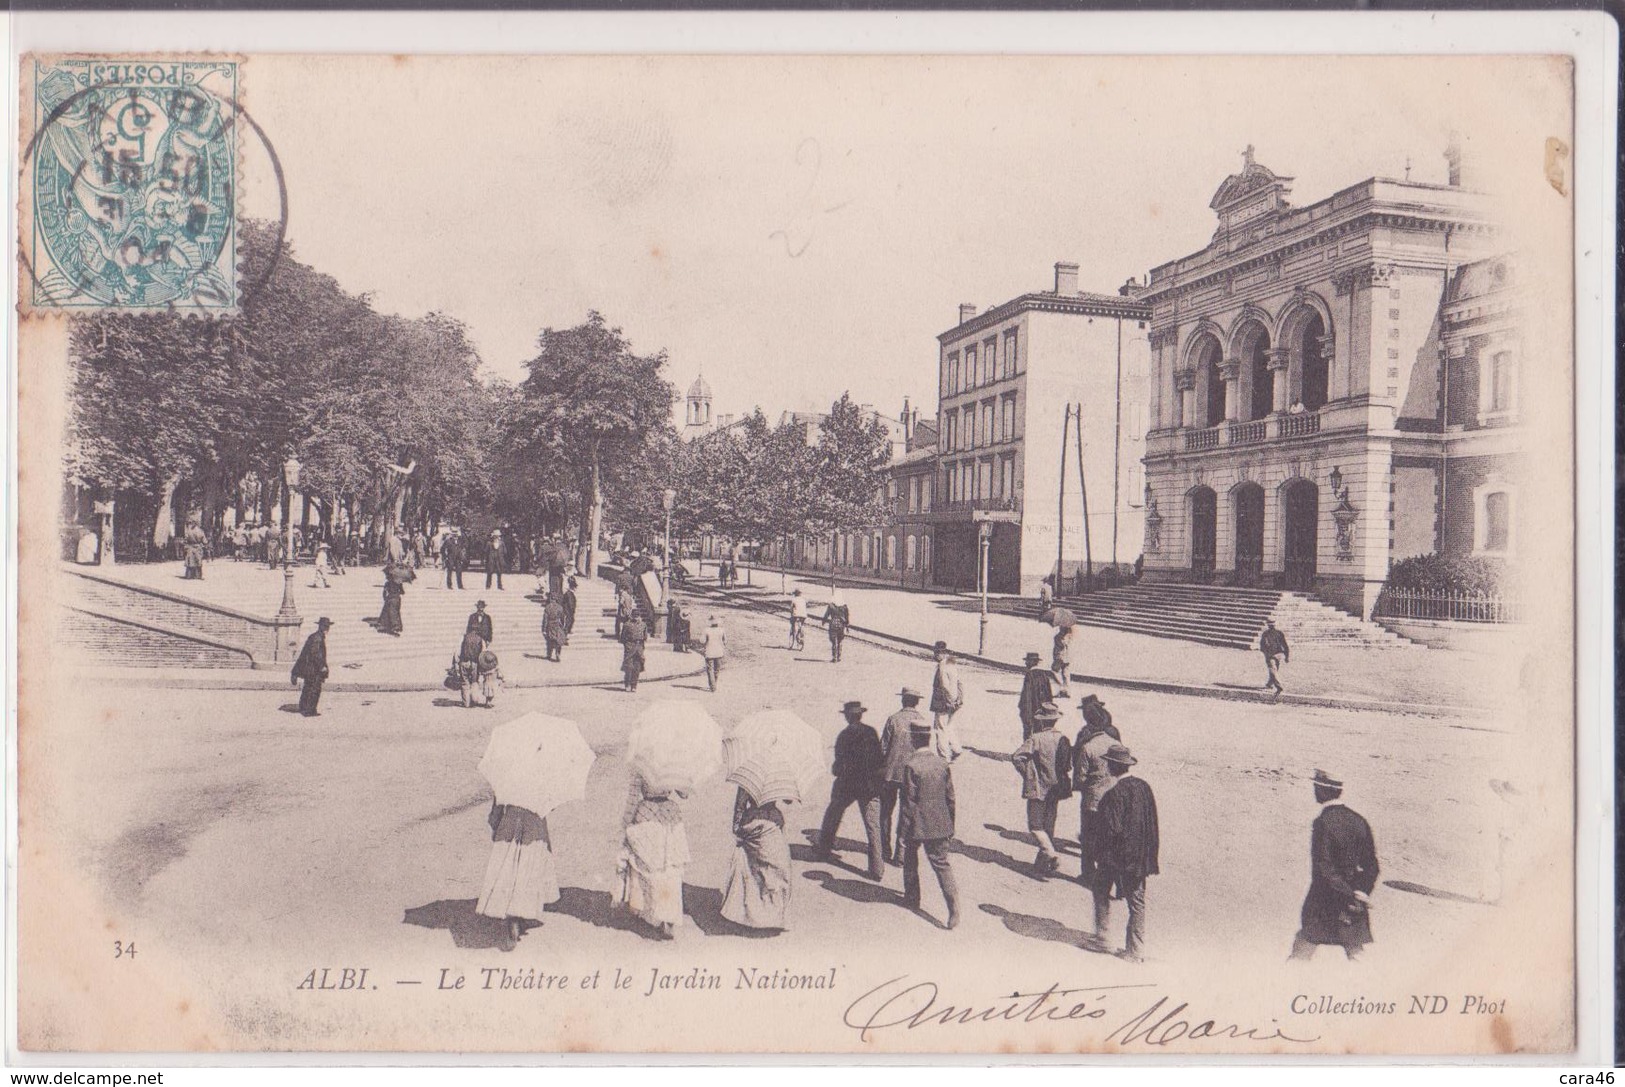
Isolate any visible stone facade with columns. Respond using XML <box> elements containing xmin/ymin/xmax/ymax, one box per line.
<box><xmin>1139</xmin><ymin>151</ymin><xmax>1501</xmax><ymax>618</ymax></box>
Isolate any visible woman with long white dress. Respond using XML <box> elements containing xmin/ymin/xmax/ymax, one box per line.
<box><xmin>476</xmin><ymin>801</ymin><xmax>560</xmax><ymax>952</ymax></box>
<box><xmin>616</xmin><ymin>772</ymin><xmax>691</xmax><ymax>938</ymax></box>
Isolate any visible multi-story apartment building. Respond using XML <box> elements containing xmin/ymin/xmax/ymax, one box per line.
<box><xmin>932</xmin><ymin>264</ymin><xmax>1151</xmax><ymax>594</ymax></box>
<box><xmin>1138</xmin><ymin>149</ymin><xmax>1508</xmax><ymax>617</ymax></box>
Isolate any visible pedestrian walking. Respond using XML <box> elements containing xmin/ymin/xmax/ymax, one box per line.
<box><xmin>671</xmin><ymin>603</ymin><xmax>693</xmax><ymax>652</ymax></box>
<box><xmin>816</xmin><ymin>700</ymin><xmax>886</xmax><ymax>880</ymax></box>
<box><xmin>1051</xmin><ymin>625</ymin><xmax>1075</xmax><ymax>698</ymax></box>
<box><xmin>620</xmin><ymin>614</ymin><xmax>648</xmax><ymax>692</ymax></box>
<box><xmin>477</xmin><ymin>647</ymin><xmax>503</xmax><ymax>708</ymax></box>
<box><xmin>616</xmin><ymin>770</ymin><xmax>691</xmax><ymax>939</ymax></box>
<box><xmin>929</xmin><ymin>641</ymin><xmax>965</xmax><ymax>760</ymax></box>
<box><xmin>788</xmin><ymin>589</ymin><xmax>808</xmax><ymax>650</ymax></box>
<box><xmin>1260</xmin><ymin>618</ymin><xmax>1290</xmax><ymax>697</ymax></box>
<box><xmin>879</xmin><ymin>687</ymin><xmax>928</xmax><ymax>864</ymax></box>
<box><xmin>1017</xmin><ymin>651</ymin><xmax>1057</xmax><ymax>740</ymax></box>
<box><xmin>1071</xmin><ymin>694</ymin><xmax>1122</xmax><ymax>885</ymax></box>
<box><xmin>476</xmin><ymin>798</ymin><xmax>559</xmax><ymax>952</ymax></box>
<box><xmin>824</xmin><ymin>592</ymin><xmax>851</xmax><ymax>663</ymax></box>
<box><xmin>561</xmin><ymin>576</ymin><xmax>579</xmax><ymax>634</ymax></box>
<box><xmin>1010</xmin><ymin>701</ymin><xmax>1073</xmax><ymax>877</ymax></box>
<box><xmin>291</xmin><ymin>617</ymin><xmax>332</xmax><ymax>717</ymax></box>
<box><xmin>182</xmin><ymin>521</ymin><xmax>207</xmax><ymax>580</ymax></box>
<box><xmin>1038</xmin><ymin>577</ymin><xmax>1053</xmax><ymax>612</ymax></box>
<box><xmin>443</xmin><ymin>531</ymin><xmax>465</xmax><ymax>589</ymax></box>
<box><xmin>547</xmin><ymin>537</ymin><xmax>567</xmax><ymax>599</ymax></box>
<box><xmin>701</xmin><ymin>616</ymin><xmax>727</xmax><ymax>691</ymax></box>
<box><xmin>899</xmin><ymin>718</ymin><xmax>961</xmax><ymax>929</ymax></box>
<box><xmin>1288</xmin><ymin>770</ymin><xmax>1379</xmax><ymax>962</ymax></box>
<box><xmin>311</xmin><ymin>538</ymin><xmax>334</xmax><ymax>588</ymax></box>
<box><xmin>378</xmin><ymin>562</ymin><xmax>408</xmax><ymax>636</ymax></box>
<box><xmin>467</xmin><ymin>600</ymin><xmax>494</xmax><ymax>644</ymax></box>
<box><xmin>543</xmin><ymin>594</ymin><xmax>567</xmax><ymax>662</ymax></box>
<box><xmin>486</xmin><ymin>529</ymin><xmax>506</xmax><ymax>590</ymax></box>
<box><xmin>232</xmin><ymin>525</ymin><xmax>249</xmax><ymax>562</ymax></box>
<box><xmin>719</xmin><ymin>783</ymin><xmax>793</xmax><ymax>931</ymax></box>
<box><xmin>615</xmin><ymin>582</ymin><xmax>637</xmax><ymax>639</ymax></box>
<box><xmin>458</xmin><ymin>628</ymin><xmax>486</xmax><ymax>709</ymax></box>
<box><xmin>1091</xmin><ymin>743</ymin><xmax>1159</xmax><ymax>962</ymax></box>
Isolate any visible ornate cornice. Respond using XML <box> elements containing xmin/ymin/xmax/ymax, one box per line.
<box><xmin>1218</xmin><ymin>359</ymin><xmax>1241</xmax><ymax>382</ymax></box>
<box><xmin>1173</xmin><ymin>368</ymin><xmax>1197</xmax><ymax>391</ymax></box>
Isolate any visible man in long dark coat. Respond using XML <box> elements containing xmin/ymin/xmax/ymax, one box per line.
<box><xmin>547</xmin><ymin>537</ymin><xmax>568</xmax><ymax>598</ymax></box>
<box><xmin>1093</xmin><ymin>743</ymin><xmax>1159</xmax><ymax>961</ymax></box>
<box><xmin>443</xmin><ymin>531</ymin><xmax>465</xmax><ymax>589</ymax></box>
<box><xmin>466</xmin><ymin>600</ymin><xmax>493</xmax><ymax>644</ymax></box>
<box><xmin>561</xmin><ymin>577</ymin><xmax>579</xmax><ymax>634</ymax></box>
<box><xmin>543</xmin><ymin>595</ymin><xmax>568</xmax><ymax>661</ymax></box>
<box><xmin>1289</xmin><ymin>769</ymin><xmax>1379</xmax><ymax>960</ymax></box>
<box><xmin>291</xmin><ymin>617</ymin><xmax>332</xmax><ymax>716</ymax></box>
<box><xmin>1017</xmin><ymin>651</ymin><xmax>1057</xmax><ymax>739</ymax></box>
<box><xmin>816</xmin><ymin>700</ymin><xmax>886</xmax><ymax>880</ymax></box>
<box><xmin>899</xmin><ymin>718</ymin><xmax>960</xmax><ymax>929</ymax></box>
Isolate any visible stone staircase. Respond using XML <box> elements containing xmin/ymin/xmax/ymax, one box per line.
<box><xmin>56</xmin><ymin>562</ymin><xmax>624</xmax><ymax>670</ymax></box>
<box><xmin>1033</xmin><ymin>582</ymin><xmax>1419</xmax><ymax>651</ymax></box>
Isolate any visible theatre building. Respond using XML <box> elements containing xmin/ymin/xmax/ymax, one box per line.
<box><xmin>1138</xmin><ymin>150</ymin><xmax>1511</xmax><ymax>618</ymax></box>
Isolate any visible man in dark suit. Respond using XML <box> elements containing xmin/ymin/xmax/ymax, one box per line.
<box><xmin>1289</xmin><ymin>769</ymin><xmax>1379</xmax><ymax>961</ymax></box>
<box><xmin>443</xmin><ymin>531</ymin><xmax>465</xmax><ymax>589</ymax></box>
<box><xmin>1017</xmin><ymin>651</ymin><xmax>1057</xmax><ymax>740</ymax></box>
<box><xmin>1093</xmin><ymin>743</ymin><xmax>1159</xmax><ymax>961</ymax></box>
<box><xmin>899</xmin><ymin>719</ymin><xmax>960</xmax><ymax>929</ymax></box>
<box><xmin>816</xmin><ymin>700</ymin><xmax>886</xmax><ymax>880</ymax></box>
<box><xmin>291</xmin><ymin>617</ymin><xmax>332</xmax><ymax>717</ymax></box>
<box><xmin>879</xmin><ymin>687</ymin><xmax>928</xmax><ymax>864</ymax></box>
<box><xmin>466</xmin><ymin>600</ymin><xmax>493</xmax><ymax>644</ymax></box>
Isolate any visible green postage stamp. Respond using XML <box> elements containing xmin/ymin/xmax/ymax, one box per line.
<box><xmin>21</xmin><ymin>55</ymin><xmax>240</xmax><ymax>315</ymax></box>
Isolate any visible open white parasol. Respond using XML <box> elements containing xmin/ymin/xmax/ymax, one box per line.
<box><xmin>723</xmin><ymin>708</ymin><xmax>826</xmax><ymax>804</ymax></box>
<box><xmin>627</xmin><ymin>700</ymin><xmax>724</xmax><ymax>794</ymax></box>
<box><xmin>477</xmin><ymin>712</ymin><xmax>597</xmax><ymax>820</ymax></box>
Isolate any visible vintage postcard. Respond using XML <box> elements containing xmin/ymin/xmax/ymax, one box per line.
<box><xmin>9</xmin><ymin>40</ymin><xmax>1598</xmax><ymax>1059</ymax></box>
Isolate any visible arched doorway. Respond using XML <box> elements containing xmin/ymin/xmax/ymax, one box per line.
<box><xmin>1283</xmin><ymin>480</ymin><xmax>1319</xmax><ymax>590</ymax></box>
<box><xmin>1190</xmin><ymin>487</ymin><xmax>1217</xmax><ymax>582</ymax></box>
<box><xmin>1233</xmin><ymin>483</ymin><xmax>1265</xmax><ymax>583</ymax></box>
<box><xmin>1296</xmin><ymin>312</ymin><xmax>1329</xmax><ymax>410</ymax></box>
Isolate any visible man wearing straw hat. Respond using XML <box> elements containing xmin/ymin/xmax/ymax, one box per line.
<box><xmin>1091</xmin><ymin>743</ymin><xmax>1159</xmax><ymax>961</ymax></box>
<box><xmin>815</xmin><ymin>700</ymin><xmax>886</xmax><ymax>880</ymax></box>
<box><xmin>1289</xmin><ymin>769</ymin><xmax>1379</xmax><ymax>961</ymax></box>
<box><xmin>899</xmin><ymin>718</ymin><xmax>960</xmax><ymax>929</ymax></box>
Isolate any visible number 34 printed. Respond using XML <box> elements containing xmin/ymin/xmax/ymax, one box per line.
<box><xmin>113</xmin><ymin>940</ymin><xmax>137</xmax><ymax>959</ymax></box>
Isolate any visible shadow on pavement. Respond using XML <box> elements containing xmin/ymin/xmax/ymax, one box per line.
<box><xmin>548</xmin><ymin>887</ymin><xmax>648</xmax><ymax>936</ymax></box>
<box><xmin>802</xmin><ymin>869</ymin><xmax>898</xmax><ymax>906</ymax></box>
<box><xmin>402</xmin><ymin>898</ymin><xmax>534</xmax><ymax>950</ymax></box>
<box><xmin>276</xmin><ymin>703</ymin><xmax>301</xmax><ymax>714</ymax></box>
<box><xmin>681</xmin><ymin>884</ymin><xmax>780</xmax><ymax>938</ymax></box>
<box><xmin>963</xmin><ymin>745</ymin><xmax>1014</xmax><ymax>764</ymax></box>
<box><xmin>948</xmin><ymin>838</ymin><xmax>1043</xmax><ymax>881</ymax></box>
<box><xmin>983</xmin><ymin>822</ymin><xmax>1039</xmax><ymax>850</ymax></box>
<box><xmin>979</xmin><ymin>903</ymin><xmax>1102</xmax><ymax>952</ymax></box>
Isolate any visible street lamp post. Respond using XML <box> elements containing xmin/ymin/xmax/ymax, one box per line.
<box><xmin>278</xmin><ymin>454</ymin><xmax>301</xmax><ymax>633</ymax></box>
<box><xmin>977</xmin><ymin>519</ymin><xmax>992</xmax><ymax>656</ymax></box>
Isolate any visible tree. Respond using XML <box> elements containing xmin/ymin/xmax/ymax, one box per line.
<box><xmin>508</xmin><ymin>312</ymin><xmax>675</xmax><ymax>575</ymax></box>
<box><xmin>808</xmin><ymin>394</ymin><xmax>895</xmax><ymax>589</ymax></box>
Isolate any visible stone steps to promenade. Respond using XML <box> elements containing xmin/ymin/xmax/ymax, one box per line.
<box><xmin>1024</xmin><ymin>582</ymin><xmax>1419</xmax><ymax>651</ymax></box>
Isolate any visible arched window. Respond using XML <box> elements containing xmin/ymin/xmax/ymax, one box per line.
<box><xmin>1298</xmin><ymin>312</ymin><xmax>1329</xmax><ymax>411</ymax></box>
<box><xmin>885</xmin><ymin>536</ymin><xmax>897</xmax><ymax>569</ymax></box>
<box><xmin>906</xmin><ymin>535</ymin><xmax>917</xmax><ymax>570</ymax></box>
<box><xmin>922</xmin><ymin>535</ymin><xmax>932</xmax><ymax>572</ymax></box>
<box><xmin>1192</xmin><ymin>335</ymin><xmax>1224</xmax><ymax>427</ymax></box>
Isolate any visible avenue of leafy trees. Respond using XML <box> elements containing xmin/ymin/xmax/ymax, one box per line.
<box><xmin>64</xmin><ymin>220</ymin><xmax>894</xmax><ymax>569</ymax></box>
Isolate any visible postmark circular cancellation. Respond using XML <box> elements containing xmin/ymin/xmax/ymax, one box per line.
<box><xmin>21</xmin><ymin>56</ymin><xmax>242</xmax><ymax>315</ymax></box>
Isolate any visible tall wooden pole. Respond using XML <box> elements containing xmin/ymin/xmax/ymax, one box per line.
<box><xmin>1056</xmin><ymin>404</ymin><xmax>1070</xmax><ymax>592</ymax></box>
<box><xmin>1075</xmin><ymin>401</ymin><xmax>1094</xmax><ymax>587</ymax></box>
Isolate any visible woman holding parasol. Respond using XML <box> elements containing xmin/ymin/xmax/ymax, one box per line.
<box><xmin>616</xmin><ymin>772</ymin><xmax>691</xmax><ymax>938</ymax></box>
<box><xmin>476</xmin><ymin>713</ymin><xmax>597</xmax><ymax>952</ymax></box>
<box><xmin>719</xmin><ymin>782</ymin><xmax>794</xmax><ymax>931</ymax></box>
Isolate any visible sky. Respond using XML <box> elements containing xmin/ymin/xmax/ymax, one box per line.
<box><xmin>237</xmin><ymin>53</ymin><xmax>1570</xmax><ymax>425</ymax></box>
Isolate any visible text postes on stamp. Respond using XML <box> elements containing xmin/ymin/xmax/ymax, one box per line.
<box><xmin>21</xmin><ymin>56</ymin><xmax>240</xmax><ymax>316</ymax></box>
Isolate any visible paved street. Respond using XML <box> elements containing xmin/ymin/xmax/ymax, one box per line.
<box><xmin>40</xmin><ymin>596</ymin><xmax>1532</xmax><ymax>1049</ymax></box>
